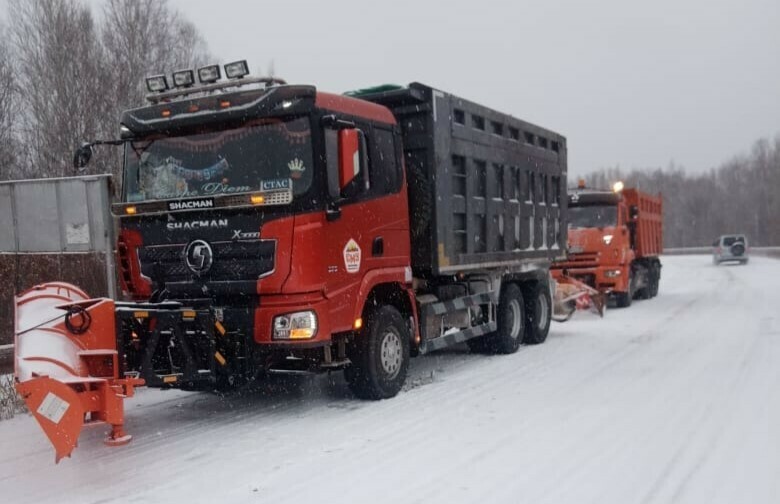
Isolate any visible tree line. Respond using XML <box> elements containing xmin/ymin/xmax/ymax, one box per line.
<box><xmin>0</xmin><ymin>1</ymin><xmax>776</xmax><ymax>249</ymax></box>
<box><xmin>0</xmin><ymin>0</ymin><xmax>210</xmax><ymax>183</ymax></box>
<box><xmin>583</xmin><ymin>136</ymin><xmax>780</xmax><ymax>247</ymax></box>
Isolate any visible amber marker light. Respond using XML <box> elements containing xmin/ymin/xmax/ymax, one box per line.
<box><xmin>250</xmin><ymin>194</ymin><xmax>265</xmax><ymax>205</ymax></box>
<box><xmin>354</xmin><ymin>318</ymin><xmax>363</xmax><ymax>330</ymax></box>
<box><xmin>125</xmin><ymin>206</ymin><xmax>137</xmax><ymax>215</ymax></box>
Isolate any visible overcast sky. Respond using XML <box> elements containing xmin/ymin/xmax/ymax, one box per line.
<box><xmin>161</xmin><ymin>0</ymin><xmax>779</xmax><ymax>176</ymax></box>
<box><xmin>7</xmin><ymin>0</ymin><xmax>780</xmax><ymax>176</ymax></box>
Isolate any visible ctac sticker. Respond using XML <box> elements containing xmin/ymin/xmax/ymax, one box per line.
<box><xmin>260</xmin><ymin>178</ymin><xmax>292</xmax><ymax>192</ymax></box>
<box><xmin>37</xmin><ymin>392</ymin><xmax>70</xmax><ymax>424</ymax></box>
<box><xmin>343</xmin><ymin>239</ymin><xmax>362</xmax><ymax>273</ymax></box>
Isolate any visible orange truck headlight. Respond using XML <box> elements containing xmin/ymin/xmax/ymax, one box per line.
<box><xmin>272</xmin><ymin>311</ymin><xmax>318</xmax><ymax>340</ymax></box>
<box><xmin>604</xmin><ymin>269</ymin><xmax>622</xmax><ymax>278</ymax></box>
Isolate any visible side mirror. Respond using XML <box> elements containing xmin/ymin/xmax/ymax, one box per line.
<box><xmin>73</xmin><ymin>143</ymin><xmax>93</xmax><ymax>170</ymax></box>
<box><xmin>338</xmin><ymin>128</ymin><xmax>369</xmax><ymax>198</ymax></box>
<box><xmin>629</xmin><ymin>205</ymin><xmax>639</xmax><ymax>221</ymax></box>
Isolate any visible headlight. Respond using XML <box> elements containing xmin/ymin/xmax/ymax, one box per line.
<box><xmin>602</xmin><ymin>234</ymin><xmax>613</xmax><ymax>245</ymax></box>
<box><xmin>604</xmin><ymin>269</ymin><xmax>622</xmax><ymax>278</ymax></box>
<box><xmin>273</xmin><ymin>311</ymin><xmax>318</xmax><ymax>340</ymax></box>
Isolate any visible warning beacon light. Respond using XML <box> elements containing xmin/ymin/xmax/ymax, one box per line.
<box><xmin>224</xmin><ymin>60</ymin><xmax>250</xmax><ymax>79</ymax></box>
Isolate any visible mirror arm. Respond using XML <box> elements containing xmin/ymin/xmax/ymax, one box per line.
<box><xmin>321</xmin><ymin>114</ymin><xmax>356</xmax><ymax>130</ymax></box>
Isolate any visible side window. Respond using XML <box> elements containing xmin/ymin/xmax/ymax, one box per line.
<box><xmin>368</xmin><ymin>127</ymin><xmax>401</xmax><ymax>196</ymax></box>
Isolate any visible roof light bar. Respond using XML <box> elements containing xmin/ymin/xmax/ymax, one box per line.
<box><xmin>145</xmin><ymin>75</ymin><xmax>169</xmax><ymax>93</ymax></box>
<box><xmin>172</xmin><ymin>69</ymin><xmax>195</xmax><ymax>88</ymax></box>
<box><xmin>197</xmin><ymin>64</ymin><xmax>221</xmax><ymax>84</ymax></box>
<box><xmin>224</xmin><ymin>60</ymin><xmax>249</xmax><ymax>79</ymax></box>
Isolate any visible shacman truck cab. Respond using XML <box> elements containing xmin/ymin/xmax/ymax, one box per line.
<box><xmin>15</xmin><ymin>61</ymin><xmax>568</xmax><ymax>461</ymax></box>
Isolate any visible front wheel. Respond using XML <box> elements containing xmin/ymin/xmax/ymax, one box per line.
<box><xmin>615</xmin><ymin>270</ymin><xmax>634</xmax><ymax>308</ymax></box>
<box><xmin>345</xmin><ymin>305</ymin><xmax>410</xmax><ymax>400</ymax></box>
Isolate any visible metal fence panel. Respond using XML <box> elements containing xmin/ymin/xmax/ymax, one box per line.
<box><xmin>58</xmin><ymin>179</ymin><xmax>92</xmax><ymax>251</ymax></box>
<box><xmin>0</xmin><ymin>175</ymin><xmax>112</xmax><ymax>253</ymax></box>
<box><xmin>14</xmin><ymin>183</ymin><xmax>60</xmax><ymax>252</ymax></box>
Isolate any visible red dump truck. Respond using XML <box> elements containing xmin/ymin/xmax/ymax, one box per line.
<box><xmin>14</xmin><ymin>63</ymin><xmax>568</xmax><ymax>461</ymax></box>
<box><xmin>551</xmin><ymin>183</ymin><xmax>662</xmax><ymax>308</ymax></box>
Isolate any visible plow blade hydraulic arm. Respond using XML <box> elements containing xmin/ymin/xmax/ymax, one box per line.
<box><xmin>13</xmin><ymin>283</ymin><xmax>143</xmax><ymax>462</ymax></box>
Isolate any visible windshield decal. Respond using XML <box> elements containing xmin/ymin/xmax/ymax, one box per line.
<box><xmin>124</xmin><ymin>117</ymin><xmax>313</xmax><ymax>204</ymax></box>
<box><xmin>288</xmin><ymin>158</ymin><xmax>306</xmax><ymax>179</ymax></box>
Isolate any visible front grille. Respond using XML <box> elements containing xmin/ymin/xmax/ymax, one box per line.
<box><xmin>557</xmin><ymin>252</ymin><xmax>600</xmax><ymax>268</ymax></box>
<box><xmin>138</xmin><ymin>240</ymin><xmax>275</xmax><ymax>283</ymax></box>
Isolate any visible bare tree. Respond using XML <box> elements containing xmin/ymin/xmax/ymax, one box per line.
<box><xmin>0</xmin><ymin>28</ymin><xmax>20</xmax><ymax>180</ymax></box>
<box><xmin>584</xmin><ymin>136</ymin><xmax>780</xmax><ymax>247</ymax></box>
<box><xmin>101</xmin><ymin>0</ymin><xmax>210</xmax><ymax>112</ymax></box>
<box><xmin>9</xmin><ymin>0</ymin><xmax>105</xmax><ymax>178</ymax></box>
<box><xmin>97</xmin><ymin>0</ymin><xmax>211</xmax><ymax>182</ymax></box>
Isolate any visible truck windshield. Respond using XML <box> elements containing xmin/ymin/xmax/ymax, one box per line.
<box><xmin>123</xmin><ymin>116</ymin><xmax>313</xmax><ymax>202</ymax></box>
<box><xmin>568</xmin><ymin>204</ymin><xmax>618</xmax><ymax>228</ymax></box>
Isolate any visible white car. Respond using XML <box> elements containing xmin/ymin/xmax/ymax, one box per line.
<box><xmin>712</xmin><ymin>235</ymin><xmax>749</xmax><ymax>265</ymax></box>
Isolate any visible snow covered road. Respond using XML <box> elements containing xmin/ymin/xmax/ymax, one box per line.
<box><xmin>1</xmin><ymin>255</ymin><xmax>778</xmax><ymax>503</ymax></box>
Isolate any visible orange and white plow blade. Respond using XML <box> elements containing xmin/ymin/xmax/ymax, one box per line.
<box><xmin>553</xmin><ymin>276</ymin><xmax>606</xmax><ymax>322</ymax></box>
<box><xmin>13</xmin><ymin>282</ymin><xmax>143</xmax><ymax>462</ymax></box>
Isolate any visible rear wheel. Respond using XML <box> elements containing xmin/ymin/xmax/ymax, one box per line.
<box><xmin>467</xmin><ymin>283</ymin><xmax>525</xmax><ymax>354</ymax></box>
<box><xmin>493</xmin><ymin>283</ymin><xmax>526</xmax><ymax>353</ymax></box>
<box><xmin>648</xmin><ymin>262</ymin><xmax>661</xmax><ymax>297</ymax></box>
<box><xmin>523</xmin><ymin>282</ymin><xmax>551</xmax><ymax>345</ymax></box>
<box><xmin>345</xmin><ymin>305</ymin><xmax>410</xmax><ymax>400</ymax></box>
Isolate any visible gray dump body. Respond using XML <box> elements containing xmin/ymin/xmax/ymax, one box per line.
<box><xmin>357</xmin><ymin>83</ymin><xmax>568</xmax><ymax>278</ymax></box>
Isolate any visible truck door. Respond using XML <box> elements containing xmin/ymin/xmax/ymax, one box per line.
<box><xmin>322</xmin><ymin>123</ymin><xmax>410</xmax><ymax>332</ymax></box>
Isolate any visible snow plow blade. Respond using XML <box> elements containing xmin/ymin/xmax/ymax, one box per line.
<box><xmin>553</xmin><ymin>276</ymin><xmax>607</xmax><ymax>322</ymax></box>
<box><xmin>13</xmin><ymin>283</ymin><xmax>144</xmax><ymax>462</ymax></box>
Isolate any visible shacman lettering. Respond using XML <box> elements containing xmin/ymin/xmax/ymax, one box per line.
<box><xmin>168</xmin><ymin>199</ymin><xmax>214</xmax><ymax>210</ymax></box>
<box><xmin>166</xmin><ymin>219</ymin><xmax>228</xmax><ymax>231</ymax></box>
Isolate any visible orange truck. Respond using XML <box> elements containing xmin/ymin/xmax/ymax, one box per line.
<box><xmin>552</xmin><ymin>183</ymin><xmax>662</xmax><ymax>308</ymax></box>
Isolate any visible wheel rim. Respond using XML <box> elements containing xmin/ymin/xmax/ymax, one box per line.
<box><xmin>536</xmin><ymin>293</ymin><xmax>549</xmax><ymax>330</ymax></box>
<box><xmin>508</xmin><ymin>299</ymin><xmax>523</xmax><ymax>339</ymax></box>
<box><xmin>380</xmin><ymin>330</ymin><xmax>403</xmax><ymax>378</ymax></box>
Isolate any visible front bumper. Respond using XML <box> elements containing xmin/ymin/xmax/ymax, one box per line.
<box><xmin>551</xmin><ymin>264</ymin><xmax>629</xmax><ymax>293</ymax></box>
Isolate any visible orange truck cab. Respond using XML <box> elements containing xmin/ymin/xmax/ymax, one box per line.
<box><xmin>552</xmin><ymin>185</ymin><xmax>662</xmax><ymax>307</ymax></box>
